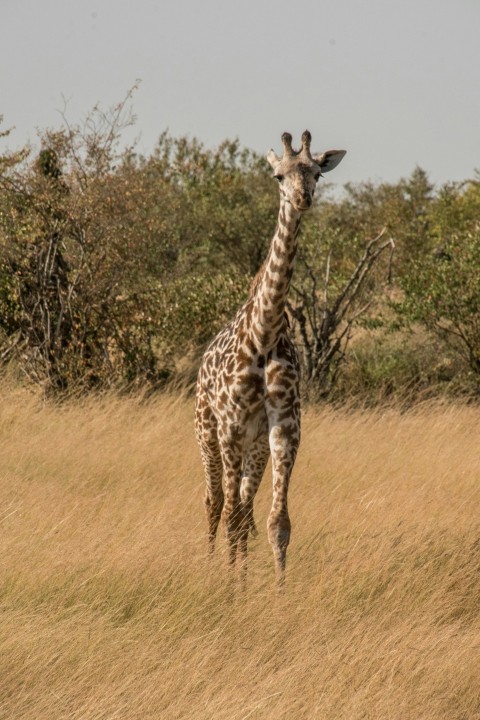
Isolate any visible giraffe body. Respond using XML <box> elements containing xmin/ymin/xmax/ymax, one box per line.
<box><xmin>195</xmin><ymin>131</ymin><xmax>346</xmax><ymax>584</ymax></box>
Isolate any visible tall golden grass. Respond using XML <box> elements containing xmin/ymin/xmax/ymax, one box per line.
<box><xmin>1</xmin><ymin>384</ymin><xmax>479</xmax><ymax>719</ymax></box>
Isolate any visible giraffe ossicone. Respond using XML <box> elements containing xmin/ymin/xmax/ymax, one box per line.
<box><xmin>195</xmin><ymin>131</ymin><xmax>346</xmax><ymax>585</ymax></box>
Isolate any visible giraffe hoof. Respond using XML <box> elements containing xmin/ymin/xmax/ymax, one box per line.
<box><xmin>248</xmin><ymin>515</ymin><xmax>258</xmax><ymax>538</ymax></box>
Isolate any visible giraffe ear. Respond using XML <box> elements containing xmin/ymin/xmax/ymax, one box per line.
<box><xmin>312</xmin><ymin>150</ymin><xmax>346</xmax><ymax>173</ymax></box>
<box><xmin>266</xmin><ymin>149</ymin><xmax>281</xmax><ymax>169</ymax></box>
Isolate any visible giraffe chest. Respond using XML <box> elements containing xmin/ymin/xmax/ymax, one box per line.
<box><xmin>200</xmin><ymin>332</ymin><xmax>299</xmax><ymax>417</ymax></box>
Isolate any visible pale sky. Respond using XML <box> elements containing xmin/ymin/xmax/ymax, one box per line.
<box><xmin>2</xmin><ymin>0</ymin><xmax>479</xmax><ymax>187</ymax></box>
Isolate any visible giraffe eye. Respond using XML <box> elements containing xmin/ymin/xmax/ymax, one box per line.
<box><xmin>314</xmin><ymin>172</ymin><xmax>321</xmax><ymax>181</ymax></box>
<box><xmin>274</xmin><ymin>174</ymin><xmax>284</xmax><ymax>182</ymax></box>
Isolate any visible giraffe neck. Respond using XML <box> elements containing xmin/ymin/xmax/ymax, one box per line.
<box><xmin>249</xmin><ymin>198</ymin><xmax>302</xmax><ymax>351</ymax></box>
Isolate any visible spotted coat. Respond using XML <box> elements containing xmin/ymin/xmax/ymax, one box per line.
<box><xmin>195</xmin><ymin>131</ymin><xmax>346</xmax><ymax>584</ymax></box>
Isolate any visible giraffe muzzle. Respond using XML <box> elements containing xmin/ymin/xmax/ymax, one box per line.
<box><xmin>293</xmin><ymin>195</ymin><xmax>312</xmax><ymax>211</ymax></box>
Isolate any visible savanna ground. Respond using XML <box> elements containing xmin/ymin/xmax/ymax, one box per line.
<box><xmin>1</xmin><ymin>384</ymin><xmax>479</xmax><ymax>720</ymax></box>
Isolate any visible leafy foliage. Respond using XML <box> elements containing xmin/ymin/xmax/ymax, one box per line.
<box><xmin>400</xmin><ymin>223</ymin><xmax>480</xmax><ymax>376</ymax></box>
<box><xmin>0</xmin><ymin>95</ymin><xmax>274</xmax><ymax>392</ymax></box>
<box><xmin>1</xmin><ymin>93</ymin><xmax>480</xmax><ymax>401</ymax></box>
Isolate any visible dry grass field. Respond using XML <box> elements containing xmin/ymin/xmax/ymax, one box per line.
<box><xmin>0</xmin><ymin>384</ymin><xmax>479</xmax><ymax>720</ymax></box>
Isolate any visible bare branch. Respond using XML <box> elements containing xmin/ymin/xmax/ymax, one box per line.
<box><xmin>289</xmin><ymin>227</ymin><xmax>395</xmax><ymax>398</ymax></box>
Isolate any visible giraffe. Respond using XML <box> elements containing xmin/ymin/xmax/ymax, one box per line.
<box><xmin>195</xmin><ymin>131</ymin><xmax>346</xmax><ymax>584</ymax></box>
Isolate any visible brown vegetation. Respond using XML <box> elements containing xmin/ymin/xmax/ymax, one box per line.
<box><xmin>2</xmin><ymin>98</ymin><xmax>480</xmax><ymax>400</ymax></box>
<box><xmin>1</xmin><ymin>386</ymin><xmax>479</xmax><ymax>719</ymax></box>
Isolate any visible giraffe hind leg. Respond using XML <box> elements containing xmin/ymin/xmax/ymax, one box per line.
<box><xmin>240</xmin><ymin>430</ymin><xmax>270</xmax><ymax>539</ymax></box>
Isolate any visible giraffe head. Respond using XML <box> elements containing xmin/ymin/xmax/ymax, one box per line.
<box><xmin>267</xmin><ymin>131</ymin><xmax>346</xmax><ymax>212</ymax></box>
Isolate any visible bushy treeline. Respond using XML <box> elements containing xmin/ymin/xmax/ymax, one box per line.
<box><xmin>1</xmin><ymin>95</ymin><xmax>479</xmax><ymax>401</ymax></box>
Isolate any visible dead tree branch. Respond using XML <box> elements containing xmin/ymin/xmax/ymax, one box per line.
<box><xmin>287</xmin><ymin>228</ymin><xmax>395</xmax><ymax>399</ymax></box>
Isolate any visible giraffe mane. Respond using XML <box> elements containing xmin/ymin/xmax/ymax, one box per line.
<box><xmin>248</xmin><ymin>261</ymin><xmax>266</xmax><ymax>299</ymax></box>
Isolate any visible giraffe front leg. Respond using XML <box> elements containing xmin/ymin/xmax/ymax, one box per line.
<box><xmin>267</xmin><ymin>421</ymin><xmax>300</xmax><ymax>586</ymax></box>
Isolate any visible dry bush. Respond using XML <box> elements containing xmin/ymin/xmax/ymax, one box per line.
<box><xmin>0</xmin><ymin>385</ymin><xmax>479</xmax><ymax>719</ymax></box>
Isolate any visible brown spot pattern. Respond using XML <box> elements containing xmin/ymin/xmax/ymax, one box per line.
<box><xmin>195</xmin><ymin>131</ymin><xmax>344</xmax><ymax>585</ymax></box>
